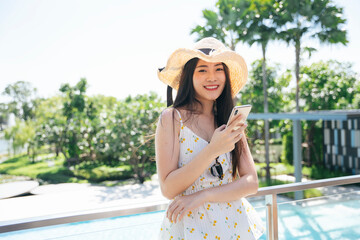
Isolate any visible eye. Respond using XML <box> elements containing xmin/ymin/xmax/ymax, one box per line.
<box><xmin>198</xmin><ymin>69</ymin><xmax>206</xmax><ymax>73</ymax></box>
<box><xmin>216</xmin><ymin>67</ymin><xmax>224</xmax><ymax>71</ymax></box>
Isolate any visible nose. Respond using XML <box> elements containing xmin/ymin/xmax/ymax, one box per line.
<box><xmin>206</xmin><ymin>69</ymin><xmax>216</xmax><ymax>81</ymax></box>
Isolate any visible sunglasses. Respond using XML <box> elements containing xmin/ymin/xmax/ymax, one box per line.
<box><xmin>210</xmin><ymin>157</ymin><xmax>223</xmax><ymax>180</ymax></box>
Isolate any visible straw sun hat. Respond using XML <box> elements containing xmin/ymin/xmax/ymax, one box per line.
<box><xmin>157</xmin><ymin>37</ymin><xmax>248</xmax><ymax>98</ymax></box>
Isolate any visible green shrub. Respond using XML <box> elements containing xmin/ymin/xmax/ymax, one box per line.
<box><xmin>73</xmin><ymin>165</ymin><xmax>132</xmax><ymax>182</ymax></box>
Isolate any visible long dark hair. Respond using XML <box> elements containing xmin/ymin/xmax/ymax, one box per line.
<box><xmin>167</xmin><ymin>57</ymin><xmax>242</xmax><ymax>178</ymax></box>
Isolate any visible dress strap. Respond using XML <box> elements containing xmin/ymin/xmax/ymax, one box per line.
<box><xmin>173</xmin><ymin>108</ymin><xmax>183</xmax><ymax>127</ymax></box>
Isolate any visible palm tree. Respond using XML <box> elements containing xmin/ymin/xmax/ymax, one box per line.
<box><xmin>274</xmin><ymin>0</ymin><xmax>348</xmax><ymax>112</ymax></box>
<box><xmin>272</xmin><ymin>0</ymin><xmax>347</xmax><ymax>197</ymax></box>
<box><xmin>191</xmin><ymin>0</ymin><xmax>250</xmax><ymax>50</ymax></box>
<box><xmin>240</xmin><ymin>0</ymin><xmax>278</xmax><ymax>183</ymax></box>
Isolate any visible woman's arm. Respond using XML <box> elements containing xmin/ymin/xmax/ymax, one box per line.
<box><xmin>201</xmin><ymin>136</ymin><xmax>259</xmax><ymax>202</ymax></box>
<box><xmin>156</xmin><ymin>108</ymin><xmax>243</xmax><ymax>200</ymax></box>
<box><xmin>167</xmin><ymin>135</ymin><xmax>259</xmax><ymax>223</ymax></box>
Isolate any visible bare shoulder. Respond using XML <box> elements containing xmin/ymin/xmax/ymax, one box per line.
<box><xmin>157</xmin><ymin>107</ymin><xmax>181</xmax><ymax>132</ymax></box>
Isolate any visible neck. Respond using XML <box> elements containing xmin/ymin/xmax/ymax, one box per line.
<box><xmin>196</xmin><ymin>99</ymin><xmax>215</xmax><ymax>117</ymax></box>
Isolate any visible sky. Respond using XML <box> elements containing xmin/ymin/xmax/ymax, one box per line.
<box><xmin>0</xmin><ymin>0</ymin><xmax>359</xmax><ymax>102</ymax></box>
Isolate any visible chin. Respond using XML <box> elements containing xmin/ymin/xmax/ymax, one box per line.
<box><xmin>196</xmin><ymin>88</ymin><xmax>224</xmax><ymax>102</ymax></box>
<box><xmin>201</xmin><ymin>93</ymin><xmax>222</xmax><ymax>102</ymax></box>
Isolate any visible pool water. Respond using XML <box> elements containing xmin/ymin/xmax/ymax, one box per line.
<box><xmin>1</xmin><ymin>199</ymin><xmax>360</xmax><ymax>240</ymax></box>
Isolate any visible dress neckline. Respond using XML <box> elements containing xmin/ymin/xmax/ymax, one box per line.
<box><xmin>174</xmin><ymin>108</ymin><xmax>212</xmax><ymax>144</ymax></box>
<box><xmin>183</xmin><ymin>125</ymin><xmax>210</xmax><ymax>144</ymax></box>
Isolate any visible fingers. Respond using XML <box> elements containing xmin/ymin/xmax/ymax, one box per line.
<box><xmin>229</xmin><ymin>121</ymin><xmax>247</xmax><ymax>143</ymax></box>
<box><xmin>167</xmin><ymin>198</ymin><xmax>185</xmax><ymax>223</ymax></box>
<box><xmin>172</xmin><ymin>205</ymin><xmax>184</xmax><ymax>223</ymax></box>
<box><xmin>166</xmin><ymin>196</ymin><xmax>196</xmax><ymax>223</ymax></box>
<box><xmin>227</xmin><ymin>113</ymin><xmax>242</xmax><ymax>127</ymax></box>
<box><xmin>167</xmin><ymin>199</ymin><xmax>175</xmax><ymax>215</ymax></box>
<box><xmin>228</xmin><ymin>119</ymin><xmax>247</xmax><ymax>134</ymax></box>
<box><xmin>166</xmin><ymin>199</ymin><xmax>178</xmax><ymax>221</ymax></box>
<box><xmin>216</xmin><ymin>124</ymin><xmax>226</xmax><ymax>131</ymax></box>
<box><xmin>177</xmin><ymin>209</ymin><xmax>187</xmax><ymax>222</ymax></box>
<box><xmin>210</xmin><ymin>119</ymin><xmax>248</xmax><ymax>156</ymax></box>
<box><xmin>234</xmin><ymin>132</ymin><xmax>244</xmax><ymax>143</ymax></box>
<box><xmin>238</xmin><ymin>121</ymin><xmax>248</xmax><ymax>132</ymax></box>
<box><xmin>227</xmin><ymin>114</ymin><xmax>245</xmax><ymax>131</ymax></box>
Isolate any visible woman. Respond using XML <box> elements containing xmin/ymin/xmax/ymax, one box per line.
<box><xmin>155</xmin><ymin>37</ymin><xmax>264</xmax><ymax>240</ymax></box>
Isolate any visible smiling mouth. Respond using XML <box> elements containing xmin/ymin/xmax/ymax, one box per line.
<box><xmin>204</xmin><ymin>85</ymin><xmax>219</xmax><ymax>90</ymax></box>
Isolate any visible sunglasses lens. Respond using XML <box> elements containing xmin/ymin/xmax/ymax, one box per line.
<box><xmin>210</xmin><ymin>162</ymin><xmax>223</xmax><ymax>180</ymax></box>
<box><xmin>215</xmin><ymin>164</ymin><xmax>223</xmax><ymax>176</ymax></box>
<box><xmin>210</xmin><ymin>165</ymin><xmax>218</xmax><ymax>177</ymax></box>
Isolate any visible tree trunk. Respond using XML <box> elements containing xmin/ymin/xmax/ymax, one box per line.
<box><xmin>27</xmin><ymin>145</ymin><xmax>33</xmax><ymax>163</ymax></box>
<box><xmin>262</xmin><ymin>44</ymin><xmax>271</xmax><ymax>183</ymax></box>
<box><xmin>55</xmin><ymin>144</ymin><xmax>59</xmax><ymax>157</ymax></box>
<box><xmin>295</xmin><ymin>39</ymin><xmax>301</xmax><ymax>112</ymax></box>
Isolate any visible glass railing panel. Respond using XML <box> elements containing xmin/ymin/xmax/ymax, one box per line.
<box><xmin>276</xmin><ymin>190</ymin><xmax>360</xmax><ymax>239</ymax></box>
<box><xmin>1</xmin><ymin>192</ymin><xmax>359</xmax><ymax>240</ymax></box>
<box><xmin>0</xmin><ymin>199</ymin><xmax>267</xmax><ymax>240</ymax></box>
<box><xmin>0</xmin><ymin>211</ymin><xmax>164</xmax><ymax>240</ymax></box>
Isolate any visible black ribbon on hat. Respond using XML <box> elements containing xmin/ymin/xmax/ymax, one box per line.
<box><xmin>198</xmin><ymin>48</ymin><xmax>215</xmax><ymax>55</ymax></box>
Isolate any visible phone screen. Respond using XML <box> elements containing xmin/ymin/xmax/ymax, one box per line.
<box><xmin>226</xmin><ymin>105</ymin><xmax>252</xmax><ymax>127</ymax></box>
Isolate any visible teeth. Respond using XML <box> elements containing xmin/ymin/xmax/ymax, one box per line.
<box><xmin>205</xmin><ymin>86</ymin><xmax>218</xmax><ymax>89</ymax></box>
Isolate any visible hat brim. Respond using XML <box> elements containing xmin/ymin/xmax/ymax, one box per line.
<box><xmin>158</xmin><ymin>48</ymin><xmax>248</xmax><ymax>98</ymax></box>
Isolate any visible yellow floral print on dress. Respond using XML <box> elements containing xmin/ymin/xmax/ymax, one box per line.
<box><xmin>185</xmin><ymin>148</ymin><xmax>193</xmax><ymax>154</ymax></box>
<box><xmin>158</xmin><ymin>109</ymin><xmax>265</xmax><ymax>240</ymax></box>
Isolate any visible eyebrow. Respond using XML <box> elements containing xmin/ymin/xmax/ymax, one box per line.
<box><xmin>196</xmin><ymin>63</ymin><xmax>223</xmax><ymax>68</ymax></box>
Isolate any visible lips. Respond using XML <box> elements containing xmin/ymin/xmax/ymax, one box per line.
<box><xmin>204</xmin><ymin>85</ymin><xmax>219</xmax><ymax>90</ymax></box>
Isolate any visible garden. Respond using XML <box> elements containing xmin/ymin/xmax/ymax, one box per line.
<box><xmin>1</xmin><ymin>0</ymin><xmax>360</xmax><ymax>200</ymax></box>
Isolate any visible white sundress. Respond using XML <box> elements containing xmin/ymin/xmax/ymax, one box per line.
<box><xmin>158</xmin><ymin>109</ymin><xmax>265</xmax><ymax>240</ymax></box>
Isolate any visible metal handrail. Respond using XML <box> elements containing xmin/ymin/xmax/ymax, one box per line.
<box><xmin>0</xmin><ymin>175</ymin><xmax>359</xmax><ymax>236</ymax></box>
<box><xmin>250</xmin><ymin>174</ymin><xmax>360</xmax><ymax>197</ymax></box>
<box><xmin>250</xmin><ymin>174</ymin><xmax>360</xmax><ymax>240</ymax></box>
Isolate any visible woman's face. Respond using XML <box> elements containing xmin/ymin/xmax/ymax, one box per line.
<box><xmin>192</xmin><ymin>59</ymin><xmax>226</xmax><ymax>102</ymax></box>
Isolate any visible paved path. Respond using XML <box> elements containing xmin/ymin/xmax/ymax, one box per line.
<box><xmin>0</xmin><ymin>178</ymin><xmax>166</xmax><ymax>224</ymax></box>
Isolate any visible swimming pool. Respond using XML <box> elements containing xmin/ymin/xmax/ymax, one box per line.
<box><xmin>1</xmin><ymin>197</ymin><xmax>359</xmax><ymax>240</ymax></box>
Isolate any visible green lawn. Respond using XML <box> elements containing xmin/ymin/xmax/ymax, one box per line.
<box><xmin>0</xmin><ymin>154</ymin><xmax>132</xmax><ymax>184</ymax></box>
<box><xmin>0</xmin><ymin>154</ymin><xmax>85</xmax><ymax>183</ymax></box>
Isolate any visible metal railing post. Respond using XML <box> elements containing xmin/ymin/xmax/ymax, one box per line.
<box><xmin>293</xmin><ymin>119</ymin><xmax>304</xmax><ymax>200</ymax></box>
<box><xmin>265</xmin><ymin>194</ymin><xmax>278</xmax><ymax>240</ymax></box>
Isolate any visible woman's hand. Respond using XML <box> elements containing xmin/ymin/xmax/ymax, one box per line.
<box><xmin>166</xmin><ymin>191</ymin><xmax>207</xmax><ymax>223</ymax></box>
<box><xmin>208</xmin><ymin>114</ymin><xmax>247</xmax><ymax>157</ymax></box>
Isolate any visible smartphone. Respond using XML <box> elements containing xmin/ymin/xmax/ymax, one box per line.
<box><xmin>226</xmin><ymin>105</ymin><xmax>252</xmax><ymax>128</ymax></box>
